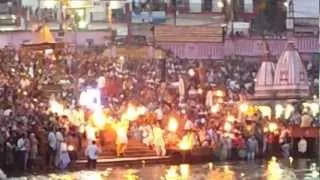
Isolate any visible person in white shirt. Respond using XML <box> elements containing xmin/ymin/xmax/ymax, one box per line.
<box><xmin>298</xmin><ymin>137</ymin><xmax>307</xmax><ymax>157</ymax></box>
<box><xmin>97</xmin><ymin>76</ymin><xmax>106</xmax><ymax>89</ymax></box>
<box><xmin>85</xmin><ymin>140</ymin><xmax>100</xmax><ymax>169</ymax></box>
<box><xmin>55</xmin><ymin>129</ymin><xmax>64</xmax><ymax>167</ymax></box>
<box><xmin>16</xmin><ymin>133</ymin><xmax>27</xmax><ymax>171</ymax></box>
<box><xmin>47</xmin><ymin>129</ymin><xmax>57</xmax><ymax>168</ymax></box>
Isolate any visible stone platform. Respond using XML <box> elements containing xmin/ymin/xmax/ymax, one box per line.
<box><xmin>76</xmin><ymin>139</ymin><xmax>171</xmax><ymax>165</ymax></box>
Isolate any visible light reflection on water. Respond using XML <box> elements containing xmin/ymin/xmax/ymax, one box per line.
<box><xmin>12</xmin><ymin>159</ymin><xmax>319</xmax><ymax>180</ymax></box>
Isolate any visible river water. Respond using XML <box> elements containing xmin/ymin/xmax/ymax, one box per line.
<box><xmin>4</xmin><ymin>159</ymin><xmax>320</xmax><ymax>180</ymax></box>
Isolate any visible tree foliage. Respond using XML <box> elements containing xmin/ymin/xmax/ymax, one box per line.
<box><xmin>252</xmin><ymin>0</ymin><xmax>286</xmax><ymax>34</ymax></box>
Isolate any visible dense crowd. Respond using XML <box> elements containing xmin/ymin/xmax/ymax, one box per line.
<box><xmin>0</xmin><ymin>46</ymin><xmax>318</xmax><ymax>176</ymax></box>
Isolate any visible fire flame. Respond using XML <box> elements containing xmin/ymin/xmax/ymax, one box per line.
<box><xmin>224</xmin><ymin>122</ymin><xmax>232</xmax><ymax>132</ymax></box>
<box><xmin>239</xmin><ymin>103</ymin><xmax>249</xmax><ymax>113</ymax></box>
<box><xmin>268</xmin><ymin>123</ymin><xmax>278</xmax><ymax>132</ymax></box>
<box><xmin>226</xmin><ymin>115</ymin><xmax>235</xmax><ymax>122</ymax></box>
<box><xmin>168</xmin><ymin>117</ymin><xmax>178</xmax><ymax>132</ymax></box>
<box><xmin>121</xmin><ymin>104</ymin><xmax>147</xmax><ymax>121</ymax></box>
<box><xmin>91</xmin><ymin>108</ymin><xmax>111</xmax><ymax>129</ymax></box>
<box><xmin>179</xmin><ymin>134</ymin><xmax>193</xmax><ymax>150</ymax></box>
<box><xmin>210</xmin><ymin>104</ymin><xmax>220</xmax><ymax>113</ymax></box>
<box><xmin>67</xmin><ymin>145</ymin><xmax>74</xmax><ymax>151</ymax></box>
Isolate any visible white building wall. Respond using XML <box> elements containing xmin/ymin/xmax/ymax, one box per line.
<box><xmin>292</xmin><ymin>0</ymin><xmax>319</xmax><ymax>18</ymax></box>
<box><xmin>189</xmin><ymin>0</ymin><xmax>202</xmax><ymax>13</ymax></box>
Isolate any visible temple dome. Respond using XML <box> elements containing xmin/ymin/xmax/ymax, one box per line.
<box><xmin>273</xmin><ymin>41</ymin><xmax>309</xmax><ymax>98</ymax></box>
<box><xmin>254</xmin><ymin>61</ymin><xmax>275</xmax><ymax>98</ymax></box>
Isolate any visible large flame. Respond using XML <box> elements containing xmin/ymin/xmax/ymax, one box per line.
<box><xmin>224</xmin><ymin>122</ymin><xmax>232</xmax><ymax>132</ymax></box>
<box><xmin>179</xmin><ymin>134</ymin><xmax>193</xmax><ymax>150</ymax></box>
<box><xmin>91</xmin><ymin>108</ymin><xmax>112</xmax><ymax>129</ymax></box>
<box><xmin>168</xmin><ymin>117</ymin><xmax>178</xmax><ymax>132</ymax></box>
<box><xmin>239</xmin><ymin>103</ymin><xmax>249</xmax><ymax>113</ymax></box>
<box><xmin>210</xmin><ymin>104</ymin><xmax>220</xmax><ymax>113</ymax></box>
<box><xmin>268</xmin><ymin>123</ymin><xmax>278</xmax><ymax>132</ymax></box>
<box><xmin>226</xmin><ymin>115</ymin><xmax>235</xmax><ymax>122</ymax></box>
<box><xmin>121</xmin><ymin>104</ymin><xmax>147</xmax><ymax>121</ymax></box>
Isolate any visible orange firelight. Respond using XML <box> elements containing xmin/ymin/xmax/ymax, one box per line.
<box><xmin>224</xmin><ymin>122</ymin><xmax>232</xmax><ymax>132</ymax></box>
<box><xmin>215</xmin><ymin>90</ymin><xmax>224</xmax><ymax>97</ymax></box>
<box><xmin>268</xmin><ymin>123</ymin><xmax>278</xmax><ymax>132</ymax></box>
<box><xmin>179</xmin><ymin>134</ymin><xmax>193</xmax><ymax>150</ymax></box>
<box><xmin>210</xmin><ymin>104</ymin><xmax>220</xmax><ymax>113</ymax></box>
<box><xmin>168</xmin><ymin>117</ymin><xmax>179</xmax><ymax>132</ymax></box>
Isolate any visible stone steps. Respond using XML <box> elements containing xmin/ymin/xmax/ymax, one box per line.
<box><xmin>80</xmin><ymin>139</ymin><xmax>157</xmax><ymax>160</ymax></box>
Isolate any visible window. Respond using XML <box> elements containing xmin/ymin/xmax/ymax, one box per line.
<box><xmin>244</xmin><ymin>0</ymin><xmax>253</xmax><ymax>13</ymax></box>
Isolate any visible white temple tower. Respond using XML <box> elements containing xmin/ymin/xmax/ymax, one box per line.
<box><xmin>254</xmin><ymin>41</ymin><xmax>275</xmax><ymax>99</ymax></box>
<box><xmin>273</xmin><ymin>41</ymin><xmax>309</xmax><ymax>98</ymax></box>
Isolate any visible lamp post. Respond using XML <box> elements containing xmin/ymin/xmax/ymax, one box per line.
<box><xmin>318</xmin><ymin>0</ymin><xmax>320</xmax><ymax>165</ymax></box>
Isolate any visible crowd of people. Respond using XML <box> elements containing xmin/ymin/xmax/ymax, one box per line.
<box><xmin>0</xmin><ymin>45</ymin><xmax>318</xmax><ymax>176</ymax></box>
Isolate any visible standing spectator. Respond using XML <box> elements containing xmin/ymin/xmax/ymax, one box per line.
<box><xmin>56</xmin><ymin>140</ymin><xmax>71</xmax><ymax>170</ymax></box>
<box><xmin>47</xmin><ymin>128</ymin><xmax>57</xmax><ymax>169</ymax></box>
<box><xmin>4</xmin><ymin>136</ymin><xmax>15</xmax><ymax>173</ymax></box>
<box><xmin>280</xmin><ymin>132</ymin><xmax>291</xmax><ymax>159</ymax></box>
<box><xmin>55</xmin><ymin>128</ymin><xmax>64</xmax><ymax>168</ymax></box>
<box><xmin>247</xmin><ymin>136</ymin><xmax>258</xmax><ymax>160</ymax></box>
<box><xmin>16</xmin><ymin>133</ymin><xmax>27</xmax><ymax>171</ymax></box>
<box><xmin>85</xmin><ymin>140</ymin><xmax>100</xmax><ymax>169</ymax></box>
<box><xmin>29</xmin><ymin>133</ymin><xmax>38</xmax><ymax>170</ymax></box>
<box><xmin>0</xmin><ymin>128</ymin><xmax>5</xmax><ymax>168</ymax></box>
<box><xmin>298</xmin><ymin>137</ymin><xmax>307</xmax><ymax>158</ymax></box>
<box><xmin>24</xmin><ymin>133</ymin><xmax>30</xmax><ymax>170</ymax></box>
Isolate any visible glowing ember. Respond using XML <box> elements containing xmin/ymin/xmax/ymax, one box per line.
<box><xmin>188</xmin><ymin>69</ymin><xmax>195</xmax><ymax>77</ymax></box>
<box><xmin>67</xmin><ymin>145</ymin><xmax>74</xmax><ymax>151</ymax></box>
<box><xmin>168</xmin><ymin>117</ymin><xmax>179</xmax><ymax>132</ymax></box>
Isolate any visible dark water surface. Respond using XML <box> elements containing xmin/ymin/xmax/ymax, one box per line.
<box><xmin>5</xmin><ymin>159</ymin><xmax>320</xmax><ymax>180</ymax></box>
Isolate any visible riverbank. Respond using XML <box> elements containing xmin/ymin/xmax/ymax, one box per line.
<box><xmin>2</xmin><ymin>158</ymin><xmax>319</xmax><ymax>179</ymax></box>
